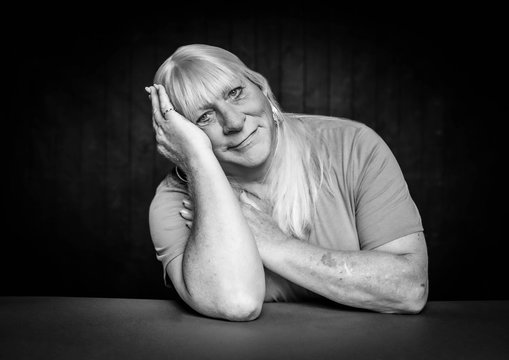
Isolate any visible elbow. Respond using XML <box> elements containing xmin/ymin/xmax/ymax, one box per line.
<box><xmin>186</xmin><ymin>291</ymin><xmax>263</xmax><ymax>322</ymax></box>
<box><xmin>217</xmin><ymin>294</ymin><xmax>263</xmax><ymax>321</ymax></box>
<box><xmin>391</xmin><ymin>259</ymin><xmax>429</xmax><ymax>314</ymax></box>
<box><xmin>378</xmin><ymin>274</ymin><xmax>428</xmax><ymax>314</ymax></box>
<box><xmin>214</xmin><ymin>273</ymin><xmax>265</xmax><ymax>321</ymax></box>
<box><xmin>183</xmin><ymin>272</ymin><xmax>265</xmax><ymax>321</ymax></box>
<box><xmin>396</xmin><ymin>279</ymin><xmax>429</xmax><ymax>314</ymax></box>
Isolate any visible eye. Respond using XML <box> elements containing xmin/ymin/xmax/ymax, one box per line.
<box><xmin>196</xmin><ymin>111</ymin><xmax>214</xmax><ymax>126</ymax></box>
<box><xmin>228</xmin><ymin>86</ymin><xmax>244</xmax><ymax>99</ymax></box>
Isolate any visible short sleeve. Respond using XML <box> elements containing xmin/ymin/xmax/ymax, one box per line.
<box><xmin>149</xmin><ymin>171</ymin><xmax>190</xmax><ymax>287</ymax></box>
<box><xmin>352</xmin><ymin>126</ymin><xmax>423</xmax><ymax>250</ymax></box>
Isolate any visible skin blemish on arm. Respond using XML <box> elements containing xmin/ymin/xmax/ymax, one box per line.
<box><xmin>320</xmin><ymin>252</ymin><xmax>338</xmax><ymax>268</ymax></box>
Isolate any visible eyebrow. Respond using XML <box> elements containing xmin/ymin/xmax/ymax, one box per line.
<box><xmin>196</xmin><ymin>80</ymin><xmax>245</xmax><ymax>112</ymax></box>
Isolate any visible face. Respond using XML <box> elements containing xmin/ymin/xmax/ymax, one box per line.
<box><xmin>188</xmin><ymin>77</ymin><xmax>277</xmax><ymax>181</ymax></box>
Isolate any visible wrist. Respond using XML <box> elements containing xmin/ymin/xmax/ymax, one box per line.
<box><xmin>184</xmin><ymin>150</ymin><xmax>221</xmax><ymax>178</ymax></box>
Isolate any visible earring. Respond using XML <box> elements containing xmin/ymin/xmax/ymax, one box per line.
<box><xmin>271</xmin><ymin>103</ymin><xmax>280</xmax><ymax>126</ymax></box>
<box><xmin>175</xmin><ymin>166</ymin><xmax>188</xmax><ymax>183</ymax></box>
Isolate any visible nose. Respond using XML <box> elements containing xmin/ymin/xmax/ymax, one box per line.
<box><xmin>220</xmin><ymin>105</ymin><xmax>246</xmax><ymax>135</ymax></box>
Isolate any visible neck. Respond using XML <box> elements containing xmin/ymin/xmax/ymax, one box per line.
<box><xmin>227</xmin><ymin>170</ymin><xmax>271</xmax><ymax>200</ymax></box>
<box><xmin>226</xmin><ymin>148</ymin><xmax>276</xmax><ymax>187</ymax></box>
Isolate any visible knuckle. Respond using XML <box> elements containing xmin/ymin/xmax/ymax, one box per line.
<box><xmin>155</xmin><ymin>134</ymin><xmax>165</xmax><ymax>144</ymax></box>
<box><xmin>155</xmin><ymin>125</ymin><xmax>164</xmax><ymax>134</ymax></box>
<box><xmin>157</xmin><ymin>145</ymin><xmax>167</xmax><ymax>155</ymax></box>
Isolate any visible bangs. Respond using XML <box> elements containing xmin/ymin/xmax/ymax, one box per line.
<box><xmin>167</xmin><ymin>60</ymin><xmax>242</xmax><ymax>121</ymax></box>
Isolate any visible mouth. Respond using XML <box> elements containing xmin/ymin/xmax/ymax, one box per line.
<box><xmin>229</xmin><ymin>128</ymin><xmax>258</xmax><ymax>150</ymax></box>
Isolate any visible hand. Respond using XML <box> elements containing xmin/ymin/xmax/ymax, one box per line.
<box><xmin>146</xmin><ymin>84</ymin><xmax>212</xmax><ymax>169</ymax></box>
<box><xmin>179</xmin><ymin>198</ymin><xmax>195</xmax><ymax>229</ymax></box>
<box><xmin>238</xmin><ymin>192</ymin><xmax>288</xmax><ymax>252</ymax></box>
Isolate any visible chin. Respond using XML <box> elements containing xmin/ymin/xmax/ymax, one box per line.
<box><xmin>249</xmin><ymin>140</ymin><xmax>273</xmax><ymax>161</ymax></box>
<box><xmin>238</xmin><ymin>151</ymin><xmax>270</xmax><ymax>168</ymax></box>
<box><xmin>222</xmin><ymin>145</ymin><xmax>272</xmax><ymax>174</ymax></box>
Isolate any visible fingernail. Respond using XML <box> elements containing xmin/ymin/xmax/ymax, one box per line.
<box><xmin>179</xmin><ymin>209</ymin><xmax>189</xmax><ymax>215</ymax></box>
<box><xmin>183</xmin><ymin>199</ymin><xmax>190</xmax><ymax>206</ymax></box>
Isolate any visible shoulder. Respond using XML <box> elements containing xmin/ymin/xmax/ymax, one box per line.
<box><xmin>156</xmin><ymin>168</ymin><xmax>188</xmax><ymax>194</ymax></box>
<box><xmin>284</xmin><ymin>113</ymin><xmax>379</xmax><ymax>148</ymax></box>
<box><xmin>285</xmin><ymin>113</ymin><xmax>366</xmax><ymax>135</ymax></box>
<box><xmin>149</xmin><ymin>169</ymin><xmax>189</xmax><ymax>216</ymax></box>
<box><xmin>285</xmin><ymin>113</ymin><xmax>363</xmax><ymax>128</ymax></box>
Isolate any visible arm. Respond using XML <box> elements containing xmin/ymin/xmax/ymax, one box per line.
<box><xmin>148</xmin><ymin>85</ymin><xmax>265</xmax><ymax>321</ymax></box>
<box><xmin>181</xmin><ymin>195</ymin><xmax>428</xmax><ymax>313</ymax></box>
<box><xmin>254</xmin><ymin>219</ymin><xmax>428</xmax><ymax>313</ymax></box>
<box><xmin>170</xmin><ymin>152</ymin><xmax>265</xmax><ymax>321</ymax></box>
<box><xmin>234</xmin><ymin>122</ymin><xmax>429</xmax><ymax>313</ymax></box>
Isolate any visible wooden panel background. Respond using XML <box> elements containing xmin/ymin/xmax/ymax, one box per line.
<box><xmin>4</xmin><ymin>6</ymin><xmax>506</xmax><ymax>300</ymax></box>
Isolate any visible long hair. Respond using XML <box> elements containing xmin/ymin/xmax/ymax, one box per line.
<box><xmin>154</xmin><ymin>44</ymin><xmax>334</xmax><ymax>240</ymax></box>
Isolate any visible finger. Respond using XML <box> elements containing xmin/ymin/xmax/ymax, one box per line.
<box><xmin>179</xmin><ymin>209</ymin><xmax>194</xmax><ymax>221</ymax></box>
<box><xmin>239</xmin><ymin>191</ymin><xmax>262</xmax><ymax>211</ymax></box>
<box><xmin>145</xmin><ymin>86</ymin><xmax>152</xmax><ymax>100</ymax></box>
<box><xmin>153</xmin><ymin>117</ymin><xmax>172</xmax><ymax>144</ymax></box>
<box><xmin>149</xmin><ymin>85</ymin><xmax>159</xmax><ymax>108</ymax></box>
<box><xmin>182</xmin><ymin>199</ymin><xmax>194</xmax><ymax>209</ymax></box>
<box><xmin>157</xmin><ymin>144</ymin><xmax>171</xmax><ymax>158</ymax></box>
<box><xmin>149</xmin><ymin>86</ymin><xmax>165</xmax><ymax>126</ymax></box>
<box><xmin>155</xmin><ymin>84</ymin><xmax>176</xmax><ymax>121</ymax></box>
<box><xmin>152</xmin><ymin>118</ymin><xmax>159</xmax><ymax>133</ymax></box>
<box><xmin>156</xmin><ymin>145</ymin><xmax>166</xmax><ymax>157</ymax></box>
<box><xmin>155</xmin><ymin>127</ymin><xmax>168</xmax><ymax>144</ymax></box>
<box><xmin>152</xmin><ymin>112</ymin><xmax>165</xmax><ymax>134</ymax></box>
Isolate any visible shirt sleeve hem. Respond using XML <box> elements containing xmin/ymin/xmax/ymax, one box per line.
<box><xmin>361</xmin><ymin>226</ymin><xmax>424</xmax><ymax>251</ymax></box>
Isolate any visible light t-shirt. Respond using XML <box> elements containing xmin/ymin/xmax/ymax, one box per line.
<box><xmin>148</xmin><ymin>115</ymin><xmax>423</xmax><ymax>302</ymax></box>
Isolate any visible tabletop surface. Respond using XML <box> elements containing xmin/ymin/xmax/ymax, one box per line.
<box><xmin>1</xmin><ymin>296</ymin><xmax>508</xmax><ymax>360</ymax></box>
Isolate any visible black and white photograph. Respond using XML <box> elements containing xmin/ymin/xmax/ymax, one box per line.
<box><xmin>1</xmin><ymin>3</ymin><xmax>507</xmax><ymax>359</ymax></box>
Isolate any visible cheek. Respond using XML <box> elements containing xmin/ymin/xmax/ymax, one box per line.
<box><xmin>201</xmin><ymin>125</ymin><xmax>224</xmax><ymax>149</ymax></box>
<box><xmin>245</xmin><ymin>90</ymin><xmax>271</xmax><ymax>116</ymax></box>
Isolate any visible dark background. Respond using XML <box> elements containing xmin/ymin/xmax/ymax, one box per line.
<box><xmin>3</xmin><ymin>4</ymin><xmax>506</xmax><ymax>301</ymax></box>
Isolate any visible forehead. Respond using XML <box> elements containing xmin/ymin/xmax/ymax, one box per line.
<box><xmin>197</xmin><ymin>77</ymin><xmax>245</xmax><ymax>108</ymax></box>
<box><xmin>169</xmin><ymin>57</ymin><xmax>255</xmax><ymax>120</ymax></box>
<box><xmin>184</xmin><ymin>74</ymin><xmax>247</xmax><ymax>117</ymax></box>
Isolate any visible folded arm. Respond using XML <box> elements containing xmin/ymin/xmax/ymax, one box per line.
<box><xmin>180</xmin><ymin>194</ymin><xmax>428</xmax><ymax>313</ymax></box>
<box><xmin>148</xmin><ymin>85</ymin><xmax>265</xmax><ymax>321</ymax></box>
<box><xmin>166</xmin><ymin>153</ymin><xmax>266</xmax><ymax>321</ymax></box>
<box><xmin>257</xmin><ymin>228</ymin><xmax>428</xmax><ymax>313</ymax></box>
<box><xmin>234</xmin><ymin>193</ymin><xmax>428</xmax><ymax>313</ymax></box>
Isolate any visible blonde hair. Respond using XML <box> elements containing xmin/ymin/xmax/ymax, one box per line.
<box><xmin>154</xmin><ymin>44</ymin><xmax>334</xmax><ymax>240</ymax></box>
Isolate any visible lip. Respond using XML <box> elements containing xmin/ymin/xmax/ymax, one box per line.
<box><xmin>229</xmin><ymin>128</ymin><xmax>258</xmax><ymax>150</ymax></box>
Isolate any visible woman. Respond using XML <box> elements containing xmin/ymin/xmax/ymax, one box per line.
<box><xmin>146</xmin><ymin>44</ymin><xmax>428</xmax><ymax>321</ymax></box>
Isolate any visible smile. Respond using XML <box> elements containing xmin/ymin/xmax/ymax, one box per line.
<box><xmin>229</xmin><ymin>128</ymin><xmax>258</xmax><ymax>150</ymax></box>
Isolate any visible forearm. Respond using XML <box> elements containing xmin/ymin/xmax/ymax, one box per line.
<box><xmin>182</xmin><ymin>152</ymin><xmax>265</xmax><ymax>317</ymax></box>
<box><xmin>259</xmin><ymin>236</ymin><xmax>427</xmax><ymax>313</ymax></box>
